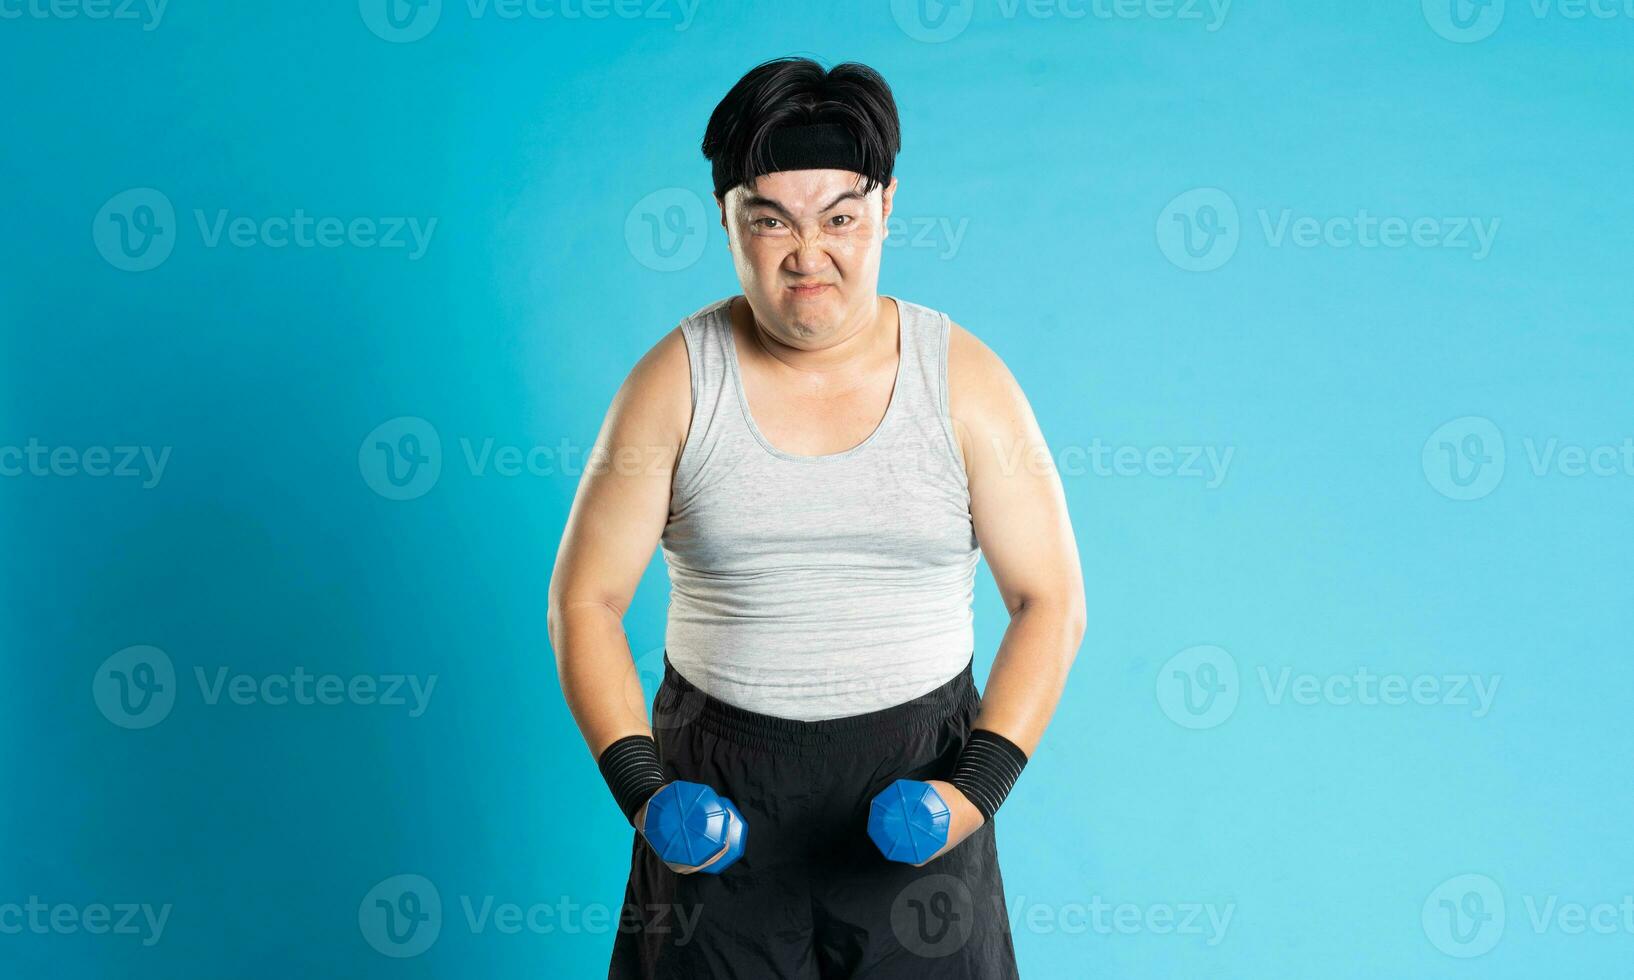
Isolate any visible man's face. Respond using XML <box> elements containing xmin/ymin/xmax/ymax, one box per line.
<box><xmin>719</xmin><ymin>168</ymin><xmax>897</xmax><ymax>343</ymax></box>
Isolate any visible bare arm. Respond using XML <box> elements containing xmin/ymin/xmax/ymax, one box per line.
<box><xmin>949</xmin><ymin>320</ymin><xmax>1087</xmax><ymax>757</ymax></box>
<box><xmin>546</xmin><ymin>326</ymin><xmax>692</xmax><ymax>759</ymax></box>
<box><xmin>906</xmin><ymin>320</ymin><xmax>1084</xmax><ymax>865</ymax></box>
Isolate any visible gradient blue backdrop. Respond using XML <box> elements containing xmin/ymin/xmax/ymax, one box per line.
<box><xmin>4</xmin><ymin>1</ymin><xmax>1632</xmax><ymax>976</ymax></box>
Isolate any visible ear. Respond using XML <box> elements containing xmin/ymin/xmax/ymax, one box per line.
<box><xmin>879</xmin><ymin>177</ymin><xmax>898</xmax><ymax>238</ymax></box>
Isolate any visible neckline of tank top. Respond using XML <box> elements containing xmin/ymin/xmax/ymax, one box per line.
<box><xmin>719</xmin><ymin>293</ymin><xmax>910</xmax><ymax>464</ymax></box>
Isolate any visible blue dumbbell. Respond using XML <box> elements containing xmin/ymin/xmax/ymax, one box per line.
<box><xmin>641</xmin><ymin>781</ymin><xmax>747</xmax><ymax>875</ymax></box>
<box><xmin>867</xmin><ymin>778</ymin><xmax>951</xmax><ymax>864</ymax></box>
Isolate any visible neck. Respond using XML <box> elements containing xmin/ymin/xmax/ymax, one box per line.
<box><xmin>736</xmin><ymin>293</ymin><xmax>896</xmax><ymax>379</ymax></box>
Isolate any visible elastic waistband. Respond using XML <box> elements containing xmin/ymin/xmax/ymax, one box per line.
<box><xmin>657</xmin><ymin>653</ymin><xmax>978</xmax><ymax>751</ymax></box>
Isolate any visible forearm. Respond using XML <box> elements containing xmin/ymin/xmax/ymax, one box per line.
<box><xmin>970</xmin><ymin>597</ymin><xmax>1084</xmax><ymax>756</ymax></box>
<box><xmin>549</xmin><ymin>599</ymin><xmax>650</xmax><ymax>758</ymax></box>
<box><xmin>926</xmin><ymin>596</ymin><xmax>1081</xmax><ymax>833</ymax></box>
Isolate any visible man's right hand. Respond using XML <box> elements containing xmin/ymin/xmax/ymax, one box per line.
<box><xmin>636</xmin><ymin>781</ymin><xmax>747</xmax><ymax>875</ymax></box>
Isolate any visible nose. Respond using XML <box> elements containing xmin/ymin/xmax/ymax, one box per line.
<box><xmin>785</xmin><ymin>236</ymin><xmax>830</xmax><ymax>277</ymax></box>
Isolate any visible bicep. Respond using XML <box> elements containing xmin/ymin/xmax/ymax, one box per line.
<box><xmin>952</xmin><ymin>327</ymin><xmax>1083</xmax><ymax>617</ymax></box>
<box><xmin>549</xmin><ymin>328</ymin><xmax>691</xmax><ymax>616</ymax></box>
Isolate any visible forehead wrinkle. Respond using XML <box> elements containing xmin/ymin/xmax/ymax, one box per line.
<box><xmin>736</xmin><ymin>186</ymin><xmax>869</xmax><ymax>219</ymax></box>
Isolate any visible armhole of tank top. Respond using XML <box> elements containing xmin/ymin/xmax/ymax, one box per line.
<box><xmin>937</xmin><ymin>310</ymin><xmax>972</xmax><ymax>494</ymax></box>
<box><xmin>669</xmin><ymin>314</ymin><xmax>707</xmax><ymax>506</ymax></box>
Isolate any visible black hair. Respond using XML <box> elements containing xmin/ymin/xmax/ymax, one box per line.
<box><xmin>701</xmin><ymin>57</ymin><xmax>901</xmax><ymax>201</ymax></box>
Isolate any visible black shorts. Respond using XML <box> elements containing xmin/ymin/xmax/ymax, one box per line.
<box><xmin>609</xmin><ymin>654</ymin><xmax>1021</xmax><ymax>979</ymax></box>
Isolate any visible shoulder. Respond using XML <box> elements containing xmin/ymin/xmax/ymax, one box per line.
<box><xmin>628</xmin><ymin>323</ymin><xmax>692</xmax><ymax>398</ymax></box>
<box><xmin>944</xmin><ymin>316</ymin><xmax>1043</xmax><ymax>476</ymax></box>
<box><xmin>602</xmin><ymin>307</ymin><xmax>714</xmax><ymax>461</ymax></box>
<box><xmin>946</xmin><ymin>316</ymin><xmax>1029</xmax><ymax>426</ymax></box>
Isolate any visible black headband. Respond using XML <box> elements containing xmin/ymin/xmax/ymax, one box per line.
<box><xmin>712</xmin><ymin>122</ymin><xmax>873</xmax><ymax>199</ymax></box>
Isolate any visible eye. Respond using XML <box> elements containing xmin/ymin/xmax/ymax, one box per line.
<box><xmin>753</xmin><ymin>217</ymin><xmax>783</xmax><ymax>230</ymax></box>
<box><xmin>831</xmin><ymin>214</ymin><xmax>853</xmax><ymax>227</ymax></box>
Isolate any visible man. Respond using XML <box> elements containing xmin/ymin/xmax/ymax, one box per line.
<box><xmin>549</xmin><ymin>57</ymin><xmax>1085</xmax><ymax>979</ymax></box>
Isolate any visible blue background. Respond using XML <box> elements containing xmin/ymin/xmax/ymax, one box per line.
<box><xmin>4</xmin><ymin>0</ymin><xmax>1632</xmax><ymax>976</ymax></box>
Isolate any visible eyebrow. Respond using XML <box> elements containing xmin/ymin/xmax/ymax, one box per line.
<box><xmin>739</xmin><ymin>189</ymin><xmax>867</xmax><ymax>218</ymax></box>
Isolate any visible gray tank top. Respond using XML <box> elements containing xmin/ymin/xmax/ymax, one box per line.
<box><xmin>661</xmin><ymin>293</ymin><xmax>979</xmax><ymax>721</ymax></box>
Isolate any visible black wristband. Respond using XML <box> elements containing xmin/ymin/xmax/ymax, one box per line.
<box><xmin>949</xmin><ymin>728</ymin><xmax>1029</xmax><ymax>823</ymax></box>
<box><xmin>597</xmin><ymin>734</ymin><xmax>668</xmax><ymax>826</ymax></box>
